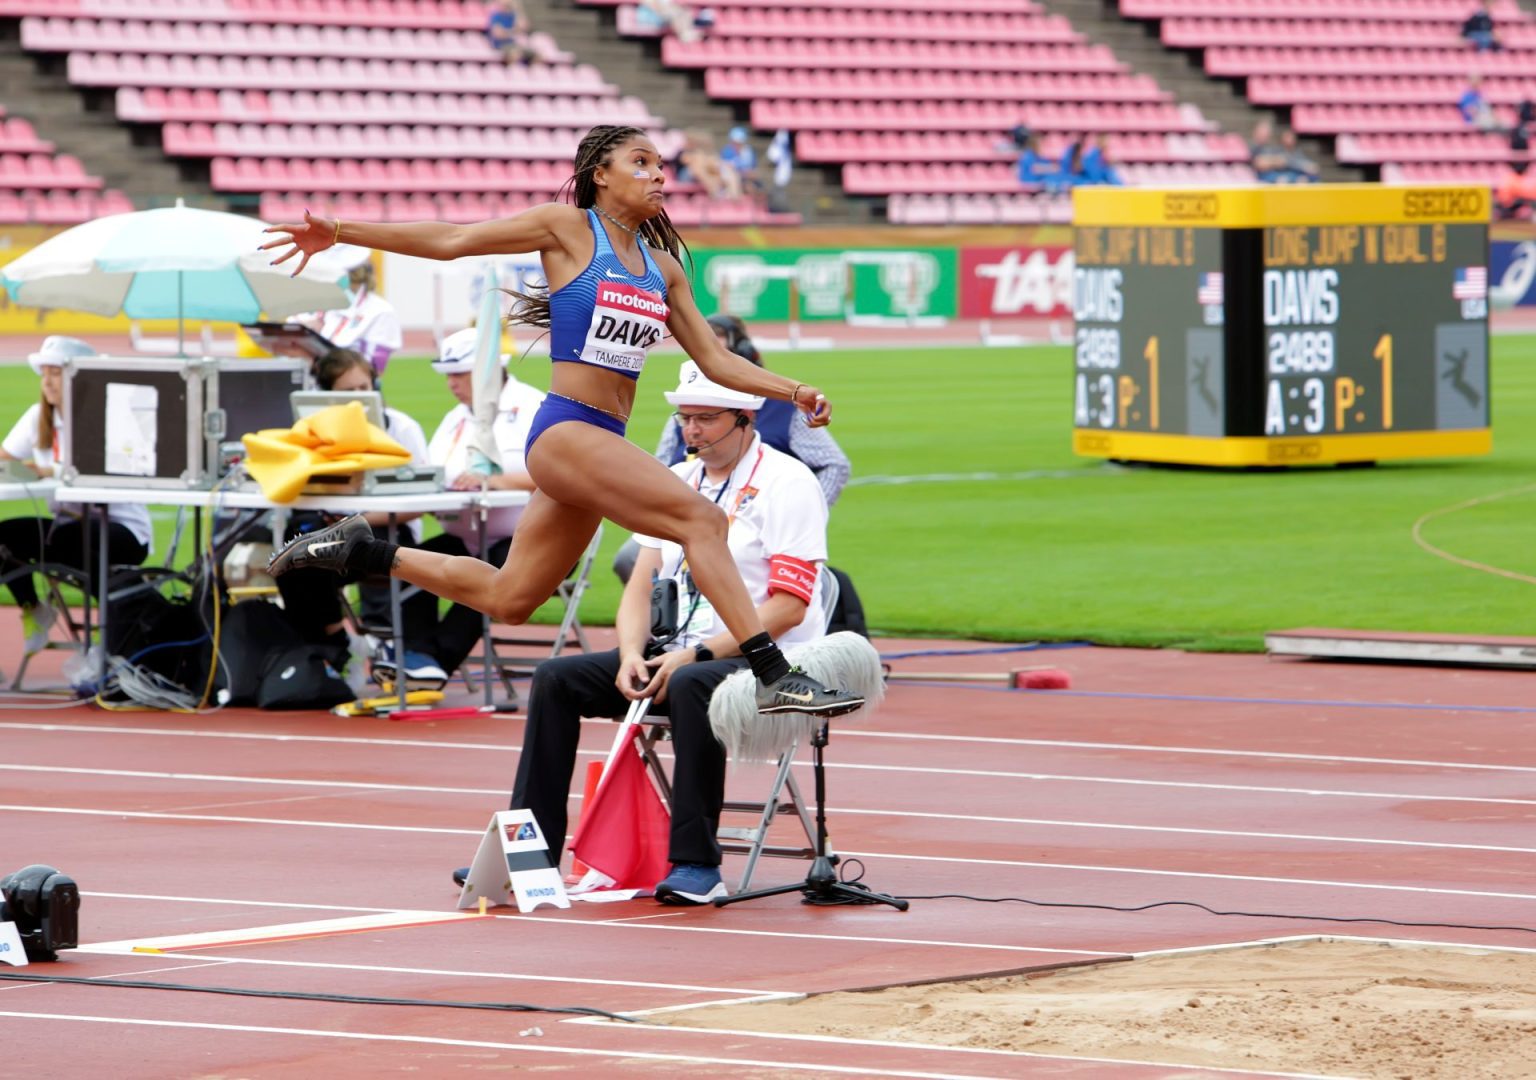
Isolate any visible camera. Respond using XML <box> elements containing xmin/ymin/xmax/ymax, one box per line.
<box><xmin>648</xmin><ymin>577</ymin><xmax>679</xmax><ymax>657</ymax></box>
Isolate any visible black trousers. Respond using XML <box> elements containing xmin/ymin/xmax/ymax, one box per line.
<box><xmin>402</xmin><ymin>532</ymin><xmax>512</xmax><ymax>674</ymax></box>
<box><xmin>0</xmin><ymin>515</ymin><xmax>149</xmax><ymax>608</ymax></box>
<box><xmin>511</xmin><ymin>647</ymin><xmax>748</xmax><ymax>869</ymax></box>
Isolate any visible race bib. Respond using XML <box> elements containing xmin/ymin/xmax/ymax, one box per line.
<box><xmin>579</xmin><ymin>281</ymin><xmax>668</xmax><ymax>374</ymax></box>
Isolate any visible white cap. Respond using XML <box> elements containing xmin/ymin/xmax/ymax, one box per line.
<box><xmin>28</xmin><ymin>335</ymin><xmax>95</xmax><ymax>374</ymax></box>
<box><xmin>663</xmin><ymin>360</ymin><xmax>765</xmax><ymax>410</ymax></box>
<box><xmin>331</xmin><ymin>244</ymin><xmax>373</xmax><ymax>271</ymax></box>
<box><xmin>431</xmin><ymin>327</ymin><xmax>501</xmax><ymax>375</ymax></box>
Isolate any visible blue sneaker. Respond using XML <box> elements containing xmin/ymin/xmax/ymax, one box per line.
<box><xmin>655</xmin><ymin>863</ymin><xmax>726</xmax><ymax>906</ymax></box>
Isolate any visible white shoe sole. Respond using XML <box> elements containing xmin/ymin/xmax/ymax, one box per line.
<box><xmin>656</xmin><ymin>881</ymin><xmax>728</xmax><ymax>906</ymax></box>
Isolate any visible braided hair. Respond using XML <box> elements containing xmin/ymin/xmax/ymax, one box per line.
<box><xmin>509</xmin><ymin>124</ymin><xmax>689</xmax><ymax>329</ymax></box>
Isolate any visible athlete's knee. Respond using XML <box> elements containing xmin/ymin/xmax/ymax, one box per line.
<box><xmin>675</xmin><ymin>500</ymin><xmax>729</xmax><ymax>545</ymax></box>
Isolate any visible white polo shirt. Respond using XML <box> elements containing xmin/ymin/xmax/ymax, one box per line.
<box><xmin>634</xmin><ymin>434</ymin><xmax>829</xmax><ymax>651</ymax></box>
<box><xmin>427</xmin><ymin>375</ymin><xmax>544</xmax><ymax>544</ymax></box>
<box><xmin>318</xmin><ymin>288</ymin><xmax>402</xmax><ymax>373</ymax></box>
<box><xmin>3</xmin><ymin>404</ymin><xmax>154</xmax><ymax>551</ymax></box>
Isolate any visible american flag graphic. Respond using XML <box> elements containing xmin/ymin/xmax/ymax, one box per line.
<box><xmin>1453</xmin><ymin>266</ymin><xmax>1487</xmax><ymax>300</ymax></box>
<box><xmin>1196</xmin><ymin>272</ymin><xmax>1224</xmax><ymax>305</ymax></box>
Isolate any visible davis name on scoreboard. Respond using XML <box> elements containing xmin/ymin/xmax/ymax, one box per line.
<box><xmin>1070</xmin><ymin>185</ymin><xmax>1491</xmax><ymax>467</ymax></box>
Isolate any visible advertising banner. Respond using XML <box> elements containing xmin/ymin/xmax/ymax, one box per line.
<box><xmin>959</xmin><ymin>245</ymin><xmax>1074</xmax><ymax>318</ymax></box>
<box><xmin>1490</xmin><ymin>239</ymin><xmax>1536</xmax><ymax>308</ymax></box>
<box><xmin>692</xmin><ymin>247</ymin><xmax>957</xmax><ymax>322</ymax></box>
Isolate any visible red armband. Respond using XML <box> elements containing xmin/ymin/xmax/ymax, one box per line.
<box><xmin>767</xmin><ymin>554</ymin><xmax>818</xmax><ymax>604</ymax></box>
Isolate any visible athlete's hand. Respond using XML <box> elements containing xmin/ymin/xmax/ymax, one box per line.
<box><xmin>793</xmin><ymin>383</ymin><xmax>832</xmax><ymax>427</ymax></box>
<box><xmin>260</xmin><ymin>210</ymin><xmax>338</xmax><ymax>277</ymax></box>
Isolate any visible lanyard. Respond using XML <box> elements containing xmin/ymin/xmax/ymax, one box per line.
<box><xmin>673</xmin><ymin>446</ymin><xmax>765</xmax><ymax>585</ymax></box>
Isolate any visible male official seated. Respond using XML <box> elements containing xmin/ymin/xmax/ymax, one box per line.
<box><xmin>462</xmin><ymin>362</ymin><xmax>832</xmax><ymax>905</ymax></box>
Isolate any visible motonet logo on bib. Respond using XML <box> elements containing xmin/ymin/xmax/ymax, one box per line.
<box><xmin>582</xmin><ymin>281</ymin><xmax>669</xmax><ymax>373</ymax></box>
<box><xmin>598</xmin><ymin>282</ymin><xmax>669</xmax><ymax>319</ymax></box>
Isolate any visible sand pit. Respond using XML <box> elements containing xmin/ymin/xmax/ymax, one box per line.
<box><xmin>660</xmin><ymin>938</ymin><xmax>1536</xmax><ymax>1077</ymax></box>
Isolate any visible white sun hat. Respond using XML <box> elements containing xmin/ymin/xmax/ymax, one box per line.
<box><xmin>663</xmin><ymin>360</ymin><xmax>765</xmax><ymax>410</ymax></box>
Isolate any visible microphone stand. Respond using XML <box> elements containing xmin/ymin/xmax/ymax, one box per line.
<box><xmin>714</xmin><ymin>717</ymin><xmax>907</xmax><ymax>911</ymax></box>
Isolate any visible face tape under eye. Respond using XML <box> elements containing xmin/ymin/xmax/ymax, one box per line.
<box><xmin>632</xmin><ymin>169</ymin><xmax>652</xmax><ymax>179</ymax></box>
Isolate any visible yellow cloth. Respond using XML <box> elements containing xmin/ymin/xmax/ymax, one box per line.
<box><xmin>241</xmin><ymin>401</ymin><xmax>411</xmax><ymax>503</ymax></box>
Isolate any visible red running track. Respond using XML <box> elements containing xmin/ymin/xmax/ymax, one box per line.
<box><xmin>3</xmin><ymin>633</ymin><xmax>1535</xmax><ymax>1077</ymax></box>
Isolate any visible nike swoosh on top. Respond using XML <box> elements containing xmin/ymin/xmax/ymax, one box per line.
<box><xmin>777</xmin><ymin>690</ymin><xmax>816</xmax><ymax>703</ymax></box>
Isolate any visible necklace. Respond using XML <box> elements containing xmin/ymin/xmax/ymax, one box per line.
<box><xmin>593</xmin><ymin>204</ymin><xmax>643</xmax><ymax>242</ymax></box>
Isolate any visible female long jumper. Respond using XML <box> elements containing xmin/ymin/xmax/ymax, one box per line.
<box><xmin>261</xmin><ymin>124</ymin><xmax>861</xmax><ymax>717</ymax></box>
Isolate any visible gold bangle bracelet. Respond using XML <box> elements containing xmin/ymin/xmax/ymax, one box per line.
<box><xmin>332</xmin><ymin>219</ymin><xmax>343</xmax><ymax>246</ymax></box>
<box><xmin>791</xmin><ymin>382</ymin><xmax>805</xmax><ymax>404</ymax></box>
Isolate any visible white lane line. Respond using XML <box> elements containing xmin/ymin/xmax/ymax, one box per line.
<box><xmin>0</xmin><ymin>805</ymin><xmax>477</xmax><ymax>835</ymax></box>
<box><xmin>0</xmin><ymin>1013</ymin><xmax>1036</xmax><ymax>1079</ymax></box>
<box><xmin>0</xmin><ymin>764</ymin><xmax>504</xmax><ymax>797</ymax></box>
<box><xmin>76</xmin><ymin>891</ymin><xmax>1110</xmax><ymax>958</ymax></box>
<box><xmin>563</xmin><ymin>1019</ymin><xmax>1350</xmax><ymax>1080</ymax></box>
<box><xmin>5</xmin><ymin>801</ymin><xmax>1530</xmax><ymax>858</ymax></box>
<box><xmin>7</xmin><ymin>720</ymin><xmax>1536</xmax><ymax>775</ymax></box>
<box><xmin>74</xmin><ymin>947</ymin><xmax>800</xmax><ymax>998</ymax></box>
<box><xmin>10</xmin><ymin>761</ymin><xmax>1536</xmax><ymax>810</ymax></box>
<box><xmin>479</xmin><ymin>915</ymin><xmax>1115</xmax><ymax>957</ymax></box>
<box><xmin>839</xmin><ymin>848</ymin><xmax>1536</xmax><ymax>901</ymax></box>
<box><xmin>92</xmin><ymin>911</ymin><xmax>486</xmax><ymax>953</ymax></box>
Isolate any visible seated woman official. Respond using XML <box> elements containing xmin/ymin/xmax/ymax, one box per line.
<box><xmin>0</xmin><ymin>336</ymin><xmax>152</xmax><ymax>654</ymax></box>
<box><xmin>385</xmin><ymin>327</ymin><xmax>543</xmax><ymax>683</ymax></box>
<box><xmin>274</xmin><ymin>347</ymin><xmax>430</xmax><ymax>658</ymax></box>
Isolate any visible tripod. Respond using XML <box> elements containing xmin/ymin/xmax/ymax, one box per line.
<box><xmin>714</xmin><ymin>717</ymin><xmax>908</xmax><ymax>911</ymax></box>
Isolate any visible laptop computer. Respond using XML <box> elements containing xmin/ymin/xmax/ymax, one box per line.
<box><xmin>290</xmin><ymin>390</ymin><xmax>386</xmax><ymax>430</ymax></box>
<box><xmin>243</xmin><ymin>321</ymin><xmax>336</xmax><ymax>361</ymax></box>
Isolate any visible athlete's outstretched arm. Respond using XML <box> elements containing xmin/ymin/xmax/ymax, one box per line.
<box><xmin>261</xmin><ymin>204</ymin><xmax>582</xmax><ymax>275</ymax></box>
<box><xmin>657</xmin><ymin>251</ymin><xmax>834</xmax><ymax>426</ymax></box>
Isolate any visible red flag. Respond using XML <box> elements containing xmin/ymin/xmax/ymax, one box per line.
<box><xmin>570</xmin><ymin>726</ymin><xmax>671</xmax><ymax>890</ymax></box>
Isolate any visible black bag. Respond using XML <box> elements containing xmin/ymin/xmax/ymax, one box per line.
<box><xmin>825</xmin><ymin>566</ymin><xmax>868</xmax><ymax>639</ymax></box>
<box><xmin>256</xmin><ymin>643</ymin><xmax>352</xmax><ymax>710</ymax></box>
<box><xmin>216</xmin><ymin>599</ymin><xmax>296</xmax><ymax>706</ymax></box>
<box><xmin>103</xmin><ymin>568</ymin><xmax>216</xmax><ymax>696</ymax></box>
<box><xmin>216</xmin><ymin>600</ymin><xmax>351</xmax><ymax>710</ymax></box>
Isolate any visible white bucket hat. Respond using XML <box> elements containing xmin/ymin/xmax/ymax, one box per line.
<box><xmin>330</xmin><ymin>244</ymin><xmax>373</xmax><ymax>272</ymax></box>
<box><xmin>663</xmin><ymin>361</ymin><xmax>765</xmax><ymax>410</ymax></box>
<box><xmin>27</xmin><ymin>335</ymin><xmax>96</xmax><ymax>374</ymax></box>
<box><xmin>431</xmin><ymin>327</ymin><xmax>506</xmax><ymax>375</ymax></box>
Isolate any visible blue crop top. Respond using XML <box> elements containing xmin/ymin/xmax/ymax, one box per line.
<box><xmin>547</xmin><ymin>208</ymin><xmax>670</xmax><ymax>380</ymax></box>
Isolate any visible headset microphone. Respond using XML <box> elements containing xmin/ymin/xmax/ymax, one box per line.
<box><xmin>685</xmin><ymin>411</ymin><xmax>749</xmax><ymax>455</ymax></box>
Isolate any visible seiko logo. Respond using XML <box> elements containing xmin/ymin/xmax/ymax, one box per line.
<box><xmin>1403</xmin><ymin>190</ymin><xmax>1484</xmax><ymax>219</ymax></box>
<box><xmin>1266</xmin><ymin>441</ymin><xmax>1322</xmax><ymax>462</ymax></box>
<box><xmin>1162</xmin><ymin>193</ymin><xmax>1219</xmax><ymax>221</ymax></box>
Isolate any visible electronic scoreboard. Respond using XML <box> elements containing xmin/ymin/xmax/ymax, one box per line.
<box><xmin>1071</xmin><ymin>185</ymin><xmax>1490</xmax><ymax>466</ymax></box>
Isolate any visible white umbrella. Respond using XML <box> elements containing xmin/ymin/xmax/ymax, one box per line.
<box><xmin>0</xmin><ymin>199</ymin><xmax>352</xmax><ymax>353</ymax></box>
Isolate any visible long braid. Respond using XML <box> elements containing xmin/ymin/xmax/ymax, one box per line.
<box><xmin>507</xmin><ymin>124</ymin><xmax>689</xmax><ymax>329</ymax></box>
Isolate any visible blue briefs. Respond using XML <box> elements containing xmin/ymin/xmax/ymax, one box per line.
<box><xmin>525</xmin><ymin>392</ymin><xmax>628</xmax><ymax>456</ymax></box>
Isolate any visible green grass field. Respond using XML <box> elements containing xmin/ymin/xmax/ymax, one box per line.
<box><xmin>7</xmin><ymin>334</ymin><xmax>1535</xmax><ymax>651</ymax></box>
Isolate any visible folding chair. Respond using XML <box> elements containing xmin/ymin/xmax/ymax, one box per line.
<box><xmin>616</xmin><ymin>571</ymin><xmax>843</xmax><ymax>892</ymax></box>
<box><xmin>463</xmin><ymin>523</ymin><xmax>602</xmax><ymax>702</ymax></box>
<box><xmin>625</xmin><ymin>694</ymin><xmax>818</xmax><ymax>894</ymax></box>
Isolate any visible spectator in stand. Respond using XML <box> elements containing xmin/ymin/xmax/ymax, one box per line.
<box><xmin>1077</xmin><ymin>133</ymin><xmax>1124</xmax><ymax>186</ymax></box>
<box><xmin>1015</xmin><ymin>130</ymin><xmax>1054</xmax><ymax>187</ymax></box>
<box><xmin>720</xmin><ymin>127</ymin><xmax>763</xmax><ymax>195</ymax></box>
<box><xmin>485</xmin><ymin>0</ymin><xmax>538</xmax><ymax>65</ymax></box>
<box><xmin>1461</xmin><ymin>0</ymin><xmax>1502</xmax><ymax>52</ymax></box>
<box><xmin>1249</xmin><ymin>119</ymin><xmax>1288</xmax><ymax>183</ymax></box>
<box><xmin>1275</xmin><ymin>129</ymin><xmax>1320</xmax><ymax>184</ymax></box>
<box><xmin>1459</xmin><ymin>73</ymin><xmax>1502</xmax><ymax>131</ymax></box>
<box><xmin>637</xmin><ymin>0</ymin><xmax>702</xmax><ymax>41</ymax></box>
<box><xmin>1045</xmin><ymin>136</ymin><xmax>1083</xmax><ymax>193</ymax></box>
<box><xmin>679</xmin><ymin>129</ymin><xmax>739</xmax><ymax>199</ymax></box>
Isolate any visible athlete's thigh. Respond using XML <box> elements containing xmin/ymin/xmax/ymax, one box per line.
<box><xmin>527</xmin><ymin>421</ymin><xmax>717</xmax><ymax>545</ymax></box>
<box><xmin>494</xmin><ymin>489</ymin><xmax>603</xmax><ymax>606</ymax></box>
